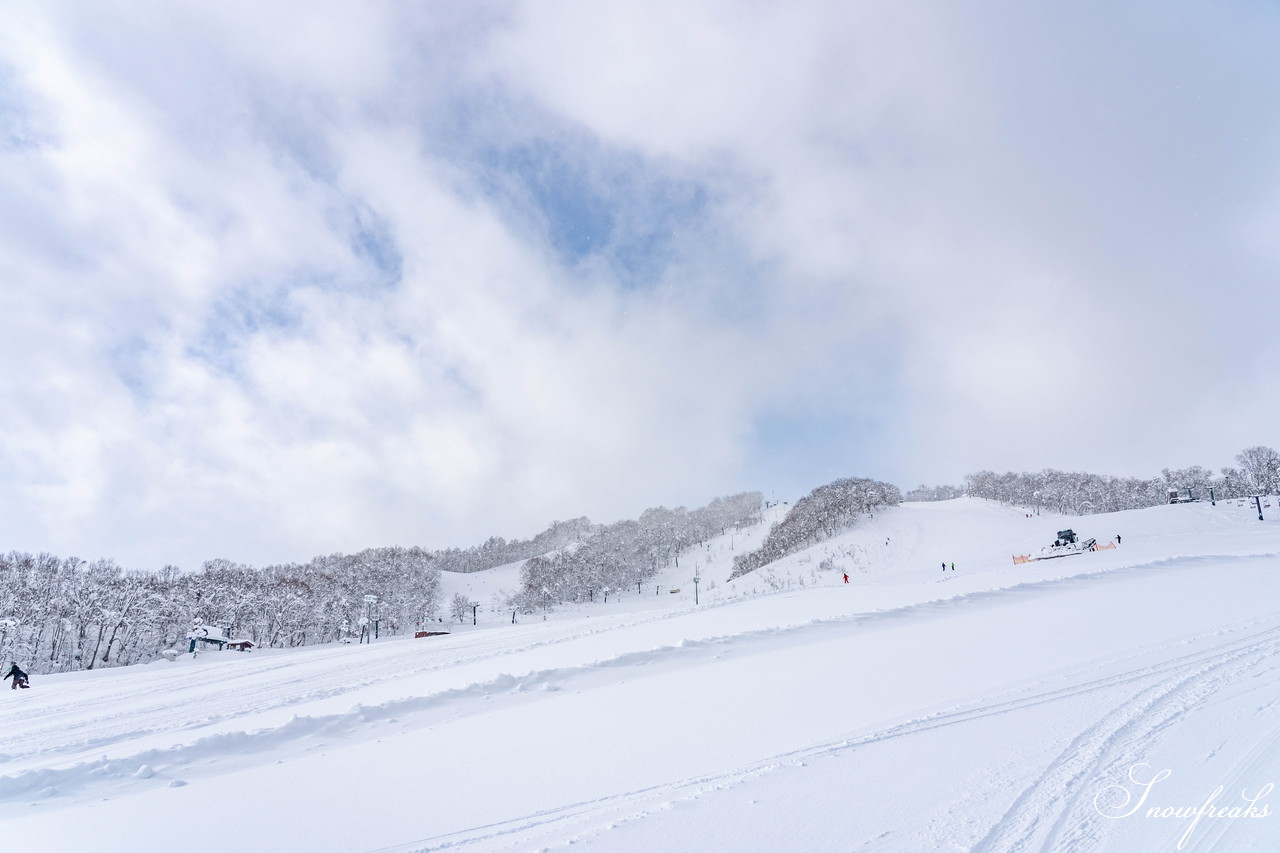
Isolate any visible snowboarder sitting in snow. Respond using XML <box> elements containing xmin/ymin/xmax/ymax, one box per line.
<box><xmin>4</xmin><ymin>662</ymin><xmax>29</xmax><ymax>690</ymax></box>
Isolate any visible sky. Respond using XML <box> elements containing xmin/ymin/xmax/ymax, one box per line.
<box><xmin>2</xmin><ymin>1</ymin><xmax>1278</xmax><ymax>570</ymax></box>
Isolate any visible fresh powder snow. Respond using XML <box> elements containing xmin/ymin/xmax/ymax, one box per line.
<box><xmin>1</xmin><ymin>498</ymin><xmax>1278</xmax><ymax>851</ymax></box>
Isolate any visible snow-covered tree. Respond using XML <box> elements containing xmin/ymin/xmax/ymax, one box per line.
<box><xmin>449</xmin><ymin>593</ymin><xmax>471</xmax><ymax>624</ymax></box>
<box><xmin>1235</xmin><ymin>446</ymin><xmax>1280</xmax><ymax>495</ymax></box>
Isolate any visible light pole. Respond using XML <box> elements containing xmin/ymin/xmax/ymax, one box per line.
<box><xmin>1255</xmin><ymin>495</ymin><xmax>1265</xmax><ymax>522</ymax></box>
<box><xmin>693</xmin><ymin>574</ymin><xmax>701</xmax><ymax>605</ymax></box>
<box><xmin>362</xmin><ymin>594</ymin><xmax>378</xmax><ymax>643</ymax></box>
<box><xmin>1034</xmin><ymin>491</ymin><xmax>1040</xmax><ymax>516</ymax></box>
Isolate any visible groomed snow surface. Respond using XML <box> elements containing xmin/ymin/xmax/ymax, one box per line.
<box><xmin>3</xmin><ymin>498</ymin><xmax>1279</xmax><ymax>852</ymax></box>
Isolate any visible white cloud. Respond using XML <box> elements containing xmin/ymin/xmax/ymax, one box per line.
<box><xmin>1</xmin><ymin>1</ymin><xmax>1277</xmax><ymax>568</ymax></box>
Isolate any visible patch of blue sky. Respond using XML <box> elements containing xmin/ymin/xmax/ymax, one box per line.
<box><xmin>608</xmin><ymin>178</ymin><xmax>710</xmax><ymax>282</ymax></box>
<box><xmin>498</xmin><ymin>142</ymin><xmax>614</xmax><ymax>258</ymax></box>
<box><xmin>185</xmin><ymin>282</ymin><xmax>306</xmax><ymax>379</ymax></box>
<box><xmin>418</xmin><ymin>88</ymin><xmax>762</xmax><ymax>310</ymax></box>
<box><xmin>470</xmin><ymin>134</ymin><xmax>713</xmax><ymax>288</ymax></box>
<box><xmin>346</xmin><ymin>203</ymin><xmax>403</xmax><ymax>290</ymax></box>
<box><xmin>747</xmin><ymin>408</ymin><xmax>889</xmax><ymax>502</ymax></box>
<box><xmin>746</xmin><ymin>336</ymin><xmax>908</xmax><ymax>499</ymax></box>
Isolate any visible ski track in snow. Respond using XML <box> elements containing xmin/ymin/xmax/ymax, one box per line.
<box><xmin>4</xmin><ymin>551</ymin><xmax>1278</xmax><ymax>815</ymax></box>
<box><xmin>0</xmin><ymin>606</ymin><xmax>702</xmax><ymax>767</ymax></box>
<box><xmin>971</xmin><ymin>620</ymin><xmax>1280</xmax><ymax>853</ymax></box>
<box><xmin>371</xmin><ymin>613</ymin><xmax>1280</xmax><ymax>853</ymax></box>
<box><xmin>4</xmin><ymin>551</ymin><xmax>1269</xmax><ymax>806</ymax></box>
<box><xmin>3</xmin><ymin>499</ymin><xmax>1278</xmax><ymax>852</ymax></box>
<box><xmin>0</xmin><ymin>507</ymin><xmax>793</xmax><ymax>772</ymax></box>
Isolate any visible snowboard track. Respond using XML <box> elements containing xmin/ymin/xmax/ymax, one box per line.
<box><xmin>376</xmin><ymin>614</ymin><xmax>1280</xmax><ymax>853</ymax></box>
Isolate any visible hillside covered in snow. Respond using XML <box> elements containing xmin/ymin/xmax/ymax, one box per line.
<box><xmin>2</xmin><ymin>497</ymin><xmax>1278</xmax><ymax>851</ymax></box>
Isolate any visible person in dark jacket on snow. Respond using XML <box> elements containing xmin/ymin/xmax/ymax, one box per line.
<box><xmin>4</xmin><ymin>662</ymin><xmax>29</xmax><ymax>689</ymax></box>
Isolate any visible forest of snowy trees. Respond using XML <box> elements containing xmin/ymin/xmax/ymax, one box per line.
<box><xmin>517</xmin><ymin>492</ymin><xmax>764</xmax><ymax>609</ymax></box>
<box><xmin>0</xmin><ymin>546</ymin><xmax>442</xmax><ymax>676</ymax></box>
<box><xmin>5</xmin><ymin>446</ymin><xmax>1274</xmax><ymax>676</ymax></box>
<box><xmin>904</xmin><ymin>484</ymin><xmax>965</xmax><ymax>502</ymax></box>
<box><xmin>911</xmin><ymin>445</ymin><xmax>1280</xmax><ymax>514</ymax></box>
<box><xmin>0</xmin><ymin>493</ymin><xmax>763</xmax><ymax>675</ymax></box>
<box><xmin>431</xmin><ymin>518</ymin><xmax>598</xmax><ymax>574</ymax></box>
<box><xmin>730</xmin><ymin>477</ymin><xmax>902</xmax><ymax>580</ymax></box>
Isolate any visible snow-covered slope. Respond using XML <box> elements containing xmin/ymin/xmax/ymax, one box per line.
<box><xmin>2</xmin><ymin>498</ymin><xmax>1278</xmax><ymax>852</ymax></box>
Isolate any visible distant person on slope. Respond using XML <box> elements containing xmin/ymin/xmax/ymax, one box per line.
<box><xmin>941</xmin><ymin>562</ymin><xmax>946</xmax><ymax>572</ymax></box>
<box><xmin>1116</xmin><ymin>534</ymin><xmax>1122</xmax><ymax>545</ymax></box>
<box><xmin>4</xmin><ymin>662</ymin><xmax>29</xmax><ymax>690</ymax></box>
<box><xmin>842</xmin><ymin>572</ymin><xmax>850</xmax><ymax>584</ymax></box>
